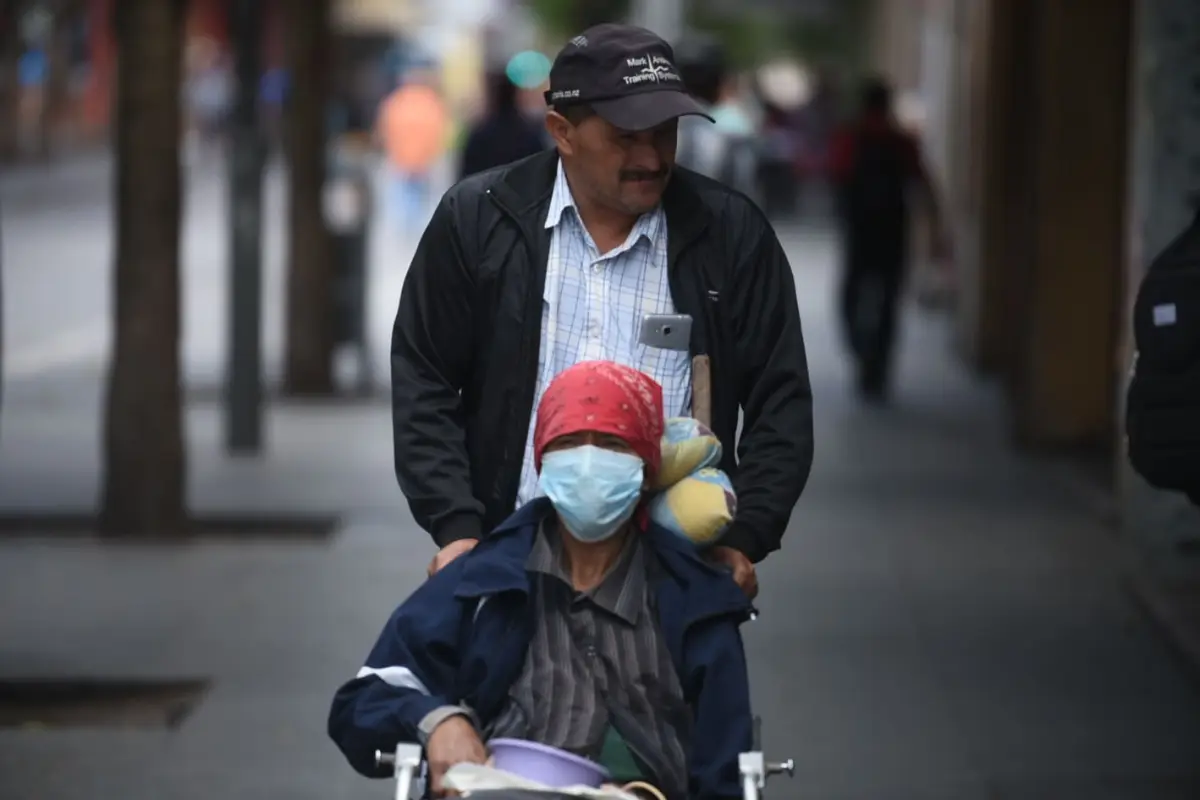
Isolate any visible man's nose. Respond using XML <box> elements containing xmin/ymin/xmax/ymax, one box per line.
<box><xmin>626</xmin><ymin>147</ymin><xmax>663</xmax><ymax>172</ymax></box>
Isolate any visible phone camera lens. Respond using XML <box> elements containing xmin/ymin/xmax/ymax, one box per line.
<box><xmin>663</xmin><ymin>326</ymin><xmax>672</xmax><ymax>335</ymax></box>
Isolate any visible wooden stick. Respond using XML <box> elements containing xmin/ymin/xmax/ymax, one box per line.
<box><xmin>692</xmin><ymin>354</ymin><xmax>712</xmax><ymax>429</ymax></box>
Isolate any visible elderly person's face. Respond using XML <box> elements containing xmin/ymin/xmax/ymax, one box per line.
<box><xmin>543</xmin><ymin>430</ymin><xmax>638</xmax><ymax>459</ymax></box>
<box><xmin>533</xmin><ymin>361</ymin><xmax>665</xmax><ymax>544</ymax></box>
<box><xmin>539</xmin><ymin>430</ymin><xmax>648</xmax><ymax>544</ymax></box>
<box><xmin>547</xmin><ymin>111</ymin><xmax>678</xmax><ymax>216</ymax></box>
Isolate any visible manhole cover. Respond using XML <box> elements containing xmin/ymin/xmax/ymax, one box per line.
<box><xmin>0</xmin><ymin>678</ymin><xmax>211</xmax><ymax>729</ymax></box>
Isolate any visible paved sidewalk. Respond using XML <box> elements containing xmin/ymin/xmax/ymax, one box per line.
<box><xmin>2</xmin><ymin>224</ymin><xmax>1200</xmax><ymax>800</ymax></box>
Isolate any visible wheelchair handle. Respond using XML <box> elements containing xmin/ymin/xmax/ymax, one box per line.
<box><xmin>376</xmin><ymin>744</ymin><xmax>424</xmax><ymax>800</ymax></box>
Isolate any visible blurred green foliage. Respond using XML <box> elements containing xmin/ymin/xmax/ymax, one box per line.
<box><xmin>523</xmin><ymin>0</ymin><xmax>875</xmax><ymax>75</ymax></box>
<box><xmin>526</xmin><ymin>0</ymin><xmax>633</xmax><ymax>38</ymax></box>
<box><xmin>687</xmin><ymin>8</ymin><xmax>788</xmax><ymax>69</ymax></box>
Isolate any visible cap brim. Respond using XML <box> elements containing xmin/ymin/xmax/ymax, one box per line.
<box><xmin>591</xmin><ymin>89</ymin><xmax>714</xmax><ymax>131</ymax></box>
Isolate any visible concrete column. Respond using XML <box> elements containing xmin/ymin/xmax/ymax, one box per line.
<box><xmin>1118</xmin><ymin>0</ymin><xmax>1200</xmax><ymax>571</ymax></box>
<box><xmin>957</xmin><ymin>0</ymin><xmax>1031</xmax><ymax>376</ymax></box>
<box><xmin>1006</xmin><ymin>0</ymin><xmax>1131</xmax><ymax>448</ymax></box>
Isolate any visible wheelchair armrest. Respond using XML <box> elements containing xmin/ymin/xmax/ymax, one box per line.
<box><xmin>376</xmin><ymin>743</ymin><xmax>424</xmax><ymax>800</ymax></box>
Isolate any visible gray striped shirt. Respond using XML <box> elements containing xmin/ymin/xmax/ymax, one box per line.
<box><xmin>487</xmin><ymin>522</ymin><xmax>690</xmax><ymax>797</ymax></box>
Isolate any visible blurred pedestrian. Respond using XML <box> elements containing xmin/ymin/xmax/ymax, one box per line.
<box><xmin>828</xmin><ymin>76</ymin><xmax>951</xmax><ymax>401</ymax></box>
<box><xmin>757</xmin><ymin>100</ymin><xmax>798</xmax><ymax>219</ymax></box>
<box><xmin>457</xmin><ymin>71</ymin><xmax>547</xmax><ymax>180</ymax></box>
<box><xmin>390</xmin><ymin>23</ymin><xmax>814</xmax><ymax>599</ymax></box>
<box><xmin>675</xmin><ymin>36</ymin><xmax>757</xmax><ymax>196</ymax></box>
<box><xmin>376</xmin><ymin>70</ymin><xmax>449</xmax><ymax>232</ymax></box>
<box><xmin>259</xmin><ymin>66</ymin><xmax>288</xmax><ymax>157</ymax></box>
<box><xmin>792</xmin><ymin>70</ymin><xmax>839</xmax><ymax>210</ymax></box>
<box><xmin>186</xmin><ymin>42</ymin><xmax>232</xmax><ymax>159</ymax></box>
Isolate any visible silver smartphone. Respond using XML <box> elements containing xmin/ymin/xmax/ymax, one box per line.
<box><xmin>639</xmin><ymin>313</ymin><xmax>693</xmax><ymax>351</ymax></box>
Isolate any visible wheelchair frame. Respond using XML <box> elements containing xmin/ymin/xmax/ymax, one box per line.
<box><xmin>375</xmin><ymin>716</ymin><xmax>794</xmax><ymax>800</ymax></box>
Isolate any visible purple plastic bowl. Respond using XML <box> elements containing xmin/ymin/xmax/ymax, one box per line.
<box><xmin>487</xmin><ymin>739</ymin><xmax>611</xmax><ymax>788</ymax></box>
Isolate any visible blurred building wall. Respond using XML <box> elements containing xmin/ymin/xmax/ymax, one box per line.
<box><xmin>334</xmin><ymin>0</ymin><xmax>423</xmax><ymax>33</ymax></box>
<box><xmin>870</xmin><ymin>0</ymin><xmax>1200</xmax><ymax>561</ymax></box>
<box><xmin>874</xmin><ymin>0</ymin><xmax>1127</xmax><ymax>450</ymax></box>
<box><xmin>873</xmin><ymin>0</ymin><xmax>1200</xmax><ymax>564</ymax></box>
<box><xmin>867</xmin><ymin>0</ymin><xmax>923</xmax><ymax>94</ymax></box>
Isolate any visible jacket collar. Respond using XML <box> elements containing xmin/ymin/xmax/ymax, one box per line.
<box><xmin>454</xmin><ymin>498</ymin><xmax>750</xmax><ymax>621</ymax></box>
<box><xmin>485</xmin><ymin>150</ymin><xmax>713</xmax><ymax>268</ymax></box>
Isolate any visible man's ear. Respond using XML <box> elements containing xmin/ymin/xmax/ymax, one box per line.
<box><xmin>545</xmin><ymin>110</ymin><xmax>575</xmax><ymax>157</ymax></box>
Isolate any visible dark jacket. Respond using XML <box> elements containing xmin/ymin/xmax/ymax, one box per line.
<box><xmin>391</xmin><ymin>149</ymin><xmax>813</xmax><ymax>563</ymax></box>
<box><xmin>328</xmin><ymin>499</ymin><xmax>754</xmax><ymax>799</ymax></box>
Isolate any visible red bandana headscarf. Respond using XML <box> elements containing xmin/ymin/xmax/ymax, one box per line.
<box><xmin>533</xmin><ymin>361</ymin><xmax>665</xmax><ymax>480</ymax></box>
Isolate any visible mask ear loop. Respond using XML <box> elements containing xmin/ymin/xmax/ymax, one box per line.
<box><xmin>621</xmin><ymin>781</ymin><xmax>667</xmax><ymax>800</ymax></box>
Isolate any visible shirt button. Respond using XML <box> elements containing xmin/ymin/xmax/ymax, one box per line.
<box><xmin>592</xmin><ymin>263</ymin><xmax>602</xmax><ymax>273</ymax></box>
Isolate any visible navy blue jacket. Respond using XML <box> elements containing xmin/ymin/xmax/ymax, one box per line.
<box><xmin>328</xmin><ymin>499</ymin><xmax>754</xmax><ymax>799</ymax></box>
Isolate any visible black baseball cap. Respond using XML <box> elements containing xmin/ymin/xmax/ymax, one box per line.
<box><xmin>544</xmin><ymin>23</ymin><xmax>714</xmax><ymax>131</ymax></box>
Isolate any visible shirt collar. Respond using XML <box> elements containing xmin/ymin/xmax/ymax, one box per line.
<box><xmin>527</xmin><ymin>519</ymin><xmax>647</xmax><ymax>625</ymax></box>
<box><xmin>544</xmin><ymin>160</ymin><xmax>665</xmax><ymax>249</ymax></box>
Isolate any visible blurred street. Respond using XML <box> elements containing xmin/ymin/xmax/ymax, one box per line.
<box><xmin>1</xmin><ymin>149</ymin><xmax>444</xmax><ymax>401</ymax></box>
<box><xmin>3</xmin><ymin>160</ymin><xmax>1200</xmax><ymax>799</ymax></box>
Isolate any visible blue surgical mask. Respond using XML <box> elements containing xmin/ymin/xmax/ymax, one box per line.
<box><xmin>538</xmin><ymin>445</ymin><xmax>645</xmax><ymax>542</ymax></box>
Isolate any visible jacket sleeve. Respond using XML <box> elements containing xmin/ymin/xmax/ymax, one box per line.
<box><xmin>720</xmin><ymin>210</ymin><xmax>814</xmax><ymax>563</ymax></box>
<box><xmin>391</xmin><ymin>194</ymin><xmax>486</xmax><ymax>547</ymax></box>
<box><xmin>685</xmin><ymin>619</ymin><xmax>754</xmax><ymax>800</ymax></box>
<box><xmin>327</xmin><ymin>562</ymin><xmax>471</xmax><ymax>777</ymax></box>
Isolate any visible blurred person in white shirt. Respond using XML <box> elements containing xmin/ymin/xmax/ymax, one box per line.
<box><xmin>675</xmin><ymin>36</ymin><xmax>757</xmax><ymax>197</ymax></box>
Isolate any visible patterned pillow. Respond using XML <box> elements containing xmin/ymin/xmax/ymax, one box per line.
<box><xmin>649</xmin><ymin>417</ymin><xmax>736</xmax><ymax>547</ymax></box>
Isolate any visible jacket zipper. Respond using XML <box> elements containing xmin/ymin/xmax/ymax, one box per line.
<box><xmin>484</xmin><ymin>188</ymin><xmax>544</xmax><ymax>515</ymax></box>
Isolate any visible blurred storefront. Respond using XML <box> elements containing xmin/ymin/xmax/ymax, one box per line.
<box><xmin>78</xmin><ymin>0</ymin><xmax>288</xmax><ymax>135</ymax></box>
<box><xmin>76</xmin><ymin>0</ymin><xmax>429</xmax><ymax>137</ymax></box>
<box><xmin>869</xmin><ymin>0</ymin><xmax>1200</xmax><ymax>566</ymax></box>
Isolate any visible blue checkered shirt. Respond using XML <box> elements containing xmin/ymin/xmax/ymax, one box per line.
<box><xmin>515</xmin><ymin>162</ymin><xmax>692</xmax><ymax>506</ymax></box>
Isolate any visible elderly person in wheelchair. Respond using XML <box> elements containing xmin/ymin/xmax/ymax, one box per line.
<box><xmin>329</xmin><ymin>361</ymin><xmax>761</xmax><ymax>799</ymax></box>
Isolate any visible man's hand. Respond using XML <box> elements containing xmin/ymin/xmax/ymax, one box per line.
<box><xmin>425</xmin><ymin>715</ymin><xmax>488</xmax><ymax>797</ymax></box>
<box><xmin>706</xmin><ymin>546</ymin><xmax>759</xmax><ymax>599</ymax></box>
<box><xmin>427</xmin><ymin>539</ymin><xmax>479</xmax><ymax>577</ymax></box>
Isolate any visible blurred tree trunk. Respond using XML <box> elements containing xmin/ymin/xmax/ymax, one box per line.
<box><xmin>100</xmin><ymin>0</ymin><xmax>187</xmax><ymax>537</ymax></box>
<box><xmin>283</xmin><ymin>0</ymin><xmax>335</xmax><ymax>395</ymax></box>
<box><xmin>0</xmin><ymin>3</ymin><xmax>23</xmax><ymax>164</ymax></box>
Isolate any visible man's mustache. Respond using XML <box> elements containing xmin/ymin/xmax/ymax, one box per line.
<box><xmin>620</xmin><ymin>168</ymin><xmax>669</xmax><ymax>182</ymax></box>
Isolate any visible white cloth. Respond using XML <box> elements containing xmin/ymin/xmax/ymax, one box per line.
<box><xmin>443</xmin><ymin>763</ymin><xmax>642</xmax><ymax>799</ymax></box>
